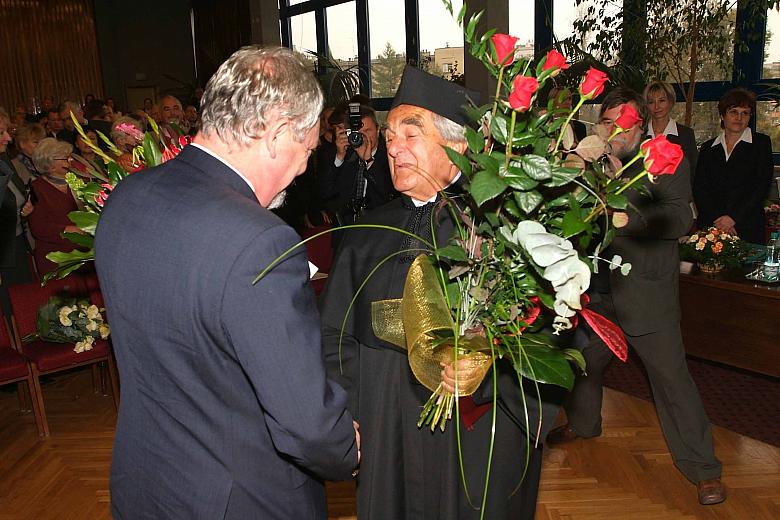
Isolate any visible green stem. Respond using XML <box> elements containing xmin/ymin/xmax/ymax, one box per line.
<box><xmin>504</xmin><ymin>110</ymin><xmax>517</xmax><ymax>171</ymax></box>
<box><xmin>552</xmin><ymin>97</ymin><xmax>586</xmax><ymax>154</ymax></box>
<box><xmin>615</xmin><ymin>168</ymin><xmax>650</xmax><ymax>195</ymax></box>
<box><xmin>609</xmin><ymin>152</ymin><xmax>644</xmax><ymax>182</ymax></box>
<box><xmin>491</xmin><ymin>67</ymin><xmax>505</xmax><ymax>120</ymax></box>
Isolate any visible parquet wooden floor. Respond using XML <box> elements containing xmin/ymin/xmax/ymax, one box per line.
<box><xmin>1</xmin><ymin>367</ymin><xmax>778</xmax><ymax>519</ymax></box>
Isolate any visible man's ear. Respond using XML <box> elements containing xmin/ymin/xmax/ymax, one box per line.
<box><xmin>264</xmin><ymin>118</ymin><xmax>289</xmax><ymax>159</ymax></box>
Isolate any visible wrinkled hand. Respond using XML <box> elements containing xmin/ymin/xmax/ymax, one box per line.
<box><xmin>20</xmin><ymin>200</ymin><xmax>34</xmax><ymax>218</ymax></box>
<box><xmin>353</xmin><ymin>420</ymin><xmax>361</xmax><ymax>466</ymax></box>
<box><xmin>441</xmin><ymin>358</ymin><xmax>483</xmax><ymax>395</ymax></box>
<box><xmin>63</xmin><ymin>225</ymin><xmax>84</xmax><ymax>234</ymax></box>
<box><xmin>714</xmin><ymin>215</ymin><xmax>737</xmax><ymax>236</ymax></box>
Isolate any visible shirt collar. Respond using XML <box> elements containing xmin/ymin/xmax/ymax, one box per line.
<box><xmin>647</xmin><ymin>118</ymin><xmax>678</xmax><ymax>138</ymax></box>
<box><xmin>411</xmin><ymin>172</ymin><xmax>462</xmax><ymax>207</ymax></box>
<box><xmin>190</xmin><ymin>142</ymin><xmax>255</xmax><ymax>193</ymax></box>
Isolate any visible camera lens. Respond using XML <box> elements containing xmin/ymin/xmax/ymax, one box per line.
<box><xmin>348</xmin><ymin>130</ymin><xmax>364</xmax><ymax>148</ymax></box>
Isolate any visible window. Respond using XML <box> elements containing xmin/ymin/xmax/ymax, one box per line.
<box><xmin>419</xmin><ymin>0</ymin><xmax>465</xmax><ymax>84</ymax></box>
<box><xmin>369</xmin><ymin>0</ymin><xmax>406</xmax><ymax>97</ymax></box>
<box><xmin>764</xmin><ymin>7</ymin><xmax>780</xmax><ymax>79</ymax></box>
<box><xmin>326</xmin><ymin>2</ymin><xmax>358</xmax><ymax>62</ymax></box>
<box><xmin>756</xmin><ymin>100</ymin><xmax>780</xmax><ymax>152</ymax></box>
<box><xmin>509</xmin><ymin>0</ymin><xmax>535</xmax><ymax>59</ymax></box>
<box><xmin>289</xmin><ymin>12</ymin><xmax>316</xmax><ymax>56</ymax></box>
<box><xmin>670</xmin><ymin>102</ymin><xmax>721</xmax><ymax>147</ymax></box>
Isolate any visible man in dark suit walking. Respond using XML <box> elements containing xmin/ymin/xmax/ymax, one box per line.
<box><xmin>547</xmin><ymin>88</ymin><xmax>725</xmax><ymax>506</ymax></box>
<box><xmin>95</xmin><ymin>46</ymin><xmax>360</xmax><ymax>519</ymax></box>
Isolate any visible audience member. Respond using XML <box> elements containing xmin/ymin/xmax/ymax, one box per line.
<box><xmin>58</xmin><ymin>101</ymin><xmax>86</xmax><ymax>144</ymax></box>
<box><xmin>45</xmin><ymin>108</ymin><xmax>63</xmax><ymax>138</ymax></box>
<box><xmin>11</xmin><ymin>123</ymin><xmax>45</xmax><ymax>184</ymax></box>
<box><xmin>548</xmin><ymin>85</ymin><xmax>587</xmax><ymax>142</ymax></box>
<box><xmin>28</xmin><ymin>138</ymin><xmax>82</xmax><ymax>275</ymax></box>
<box><xmin>694</xmin><ymin>88</ymin><xmax>773</xmax><ymax>243</ymax></box>
<box><xmin>644</xmin><ymin>80</ymin><xmax>698</xmax><ymax>179</ymax></box>
<box><xmin>72</xmin><ymin>126</ymin><xmax>105</xmax><ymax>176</ymax></box>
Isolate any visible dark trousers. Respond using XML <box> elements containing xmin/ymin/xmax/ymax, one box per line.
<box><xmin>564</xmin><ymin>291</ymin><xmax>722</xmax><ymax>484</ymax></box>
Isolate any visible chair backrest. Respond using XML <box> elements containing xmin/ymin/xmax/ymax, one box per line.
<box><xmin>0</xmin><ymin>311</ymin><xmax>14</xmax><ymax>350</ymax></box>
<box><xmin>7</xmin><ymin>278</ymin><xmax>87</xmax><ymax>338</ymax></box>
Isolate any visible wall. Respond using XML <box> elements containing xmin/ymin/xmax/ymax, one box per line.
<box><xmin>93</xmin><ymin>0</ymin><xmax>196</xmax><ymax>112</ymax></box>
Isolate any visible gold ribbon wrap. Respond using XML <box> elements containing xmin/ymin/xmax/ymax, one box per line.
<box><xmin>371</xmin><ymin>255</ymin><xmax>492</xmax><ymax>395</ymax></box>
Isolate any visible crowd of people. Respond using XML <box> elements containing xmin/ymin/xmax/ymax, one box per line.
<box><xmin>3</xmin><ymin>44</ymin><xmax>777</xmax><ymax>518</ymax></box>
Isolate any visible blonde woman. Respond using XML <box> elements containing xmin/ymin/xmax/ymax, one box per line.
<box><xmin>643</xmin><ymin>81</ymin><xmax>698</xmax><ymax>176</ymax></box>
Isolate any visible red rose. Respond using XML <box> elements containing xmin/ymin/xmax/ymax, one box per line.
<box><xmin>491</xmin><ymin>33</ymin><xmax>519</xmax><ymax>66</ymax></box>
<box><xmin>542</xmin><ymin>49</ymin><xmax>569</xmax><ymax>73</ymax></box>
<box><xmin>508</xmin><ymin>76</ymin><xmax>539</xmax><ymax>112</ymax></box>
<box><xmin>614</xmin><ymin>103</ymin><xmax>643</xmax><ymax>130</ymax></box>
<box><xmin>641</xmin><ymin>135</ymin><xmax>683</xmax><ymax>175</ymax></box>
<box><xmin>580</xmin><ymin>67</ymin><xmax>609</xmax><ymax>99</ymax></box>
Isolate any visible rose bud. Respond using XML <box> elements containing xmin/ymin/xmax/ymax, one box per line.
<box><xmin>508</xmin><ymin>76</ymin><xmax>539</xmax><ymax>112</ymax></box>
<box><xmin>491</xmin><ymin>33</ymin><xmax>519</xmax><ymax>67</ymax></box>
<box><xmin>580</xmin><ymin>67</ymin><xmax>609</xmax><ymax>99</ymax></box>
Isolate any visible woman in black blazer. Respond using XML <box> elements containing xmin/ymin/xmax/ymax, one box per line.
<box><xmin>644</xmin><ymin>81</ymin><xmax>698</xmax><ymax>178</ymax></box>
<box><xmin>694</xmin><ymin>88</ymin><xmax>773</xmax><ymax>244</ymax></box>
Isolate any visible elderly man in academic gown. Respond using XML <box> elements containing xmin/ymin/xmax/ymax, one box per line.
<box><xmin>320</xmin><ymin>66</ymin><xmax>565</xmax><ymax>520</ymax></box>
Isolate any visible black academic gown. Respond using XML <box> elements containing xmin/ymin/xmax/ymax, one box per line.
<box><xmin>320</xmin><ymin>184</ymin><xmax>564</xmax><ymax>520</ymax></box>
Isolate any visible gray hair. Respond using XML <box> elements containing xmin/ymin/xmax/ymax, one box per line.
<box><xmin>431</xmin><ymin>112</ymin><xmax>466</xmax><ymax>143</ymax></box>
<box><xmin>199</xmin><ymin>45</ymin><xmax>323</xmax><ymax>146</ymax></box>
<box><xmin>32</xmin><ymin>137</ymin><xmax>73</xmax><ymax>173</ymax></box>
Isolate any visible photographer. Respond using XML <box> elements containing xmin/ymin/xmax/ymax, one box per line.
<box><xmin>319</xmin><ymin>103</ymin><xmax>397</xmax><ymax>228</ymax></box>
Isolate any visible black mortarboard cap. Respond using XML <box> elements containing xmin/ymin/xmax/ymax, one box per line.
<box><xmin>390</xmin><ymin>65</ymin><xmax>481</xmax><ymax>126</ymax></box>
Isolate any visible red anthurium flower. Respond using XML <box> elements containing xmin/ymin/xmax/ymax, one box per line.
<box><xmin>491</xmin><ymin>33</ymin><xmax>519</xmax><ymax>67</ymax></box>
<box><xmin>542</xmin><ymin>50</ymin><xmax>569</xmax><ymax>74</ymax></box>
<box><xmin>580</xmin><ymin>67</ymin><xmax>609</xmax><ymax>99</ymax></box>
<box><xmin>508</xmin><ymin>76</ymin><xmax>539</xmax><ymax>112</ymax></box>
<box><xmin>641</xmin><ymin>135</ymin><xmax>683</xmax><ymax>176</ymax></box>
<box><xmin>614</xmin><ymin>103</ymin><xmax>643</xmax><ymax>130</ymax></box>
<box><xmin>178</xmin><ymin>135</ymin><xmax>192</xmax><ymax>148</ymax></box>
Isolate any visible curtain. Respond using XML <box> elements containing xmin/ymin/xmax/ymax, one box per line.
<box><xmin>0</xmin><ymin>0</ymin><xmax>103</xmax><ymax>113</ymax></box>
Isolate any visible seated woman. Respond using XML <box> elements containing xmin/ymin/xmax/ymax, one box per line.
<box><xmin>643</xmin><ymin>81</ymin><xmax>698</xmax><ymax>178</ymax></box>
<box><xmin>28</xmin><ymin>138</ymin><xmax>82</xmax><ymax>275</ymax></box>
<box><xmin>694</xmin><ymin>88</ymin><xmax>773</xmax><ymax>244</ymax></box>
<box><xmin>71</xmin><ymin>126</ymin><xmax>106</xmax><ymax>177</ymax></box>
<box><xmin>10</xmin><ymin>122</ymin><xmax>45</xmax><ymax>184</ymax></box>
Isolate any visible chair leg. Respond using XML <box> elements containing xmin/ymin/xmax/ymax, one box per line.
<box><xmin>91</xmin><ymin>364</ymin><xmax>100</xmax><ymax>394</ymax></box>
<box><xmin>16</xmin><ymin>381</ymin><xmax>30</xmax><ymax>413</ymax></box>
<box><xmin>28</xmin><ymin>365</ymin><xmax>49</xmax><ymax>437</ymax></box>
<box><xmin>107</xmin><ymin>352</ymin><xmax>120</xmax><ymax>411</ymax></box>
<box><xmin>100</xmin><ymin>362</ymin><xmax>108</xmax><ymax>396</ymax></box>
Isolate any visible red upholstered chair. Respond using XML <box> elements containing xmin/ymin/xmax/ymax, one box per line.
<box><xmin>7</xmin><ymin>278</ymin><xmax>119</xmax><ymax>437</ymax></box>
<box><xmin>0</xmin><ymin>313</ymin><xmax>46</xmax><ymax>436</ymax></box>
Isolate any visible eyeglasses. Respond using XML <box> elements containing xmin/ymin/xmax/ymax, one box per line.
<box><xmin>54</xmin><ymin>157</ymin><xmax>72</xmax><ymax>162</ymax></box>
<box><xmin>726</xmin><ymin>108</ymin><xmax>751</xmax><ymax>119</ymax></box>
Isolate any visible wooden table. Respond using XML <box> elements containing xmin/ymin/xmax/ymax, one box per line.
<box><xmin>679</xmin><ymin>266</ymin><xmax>780</xmax><ymax>378</ymax></box>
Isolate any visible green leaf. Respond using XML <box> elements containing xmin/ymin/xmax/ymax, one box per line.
<box><xmin>533</xmin><ymin>137</ymin><xmax>552</xmax><ymax>156</ymax></box>
<box><xmin>562</xmin><ymin>209</ymin><xmax>589</xmax><ymax>238</ymax></box>
<box><xmin>470</xmin><ymin>170</ymin><xmax>507</xmax><ymax>206</ymax></box>
<box><xmin>61</xmin><ymin>232</ymin><xmax>94</xmax><ymax>248</ymax></box>
<box><xmin>465</xmin><ymin>126</ymin><xmax>485</xmax><ymax>154</ymax></box>
<box><xmin>67</xmin><ymin>211</ymin><xmax>100</xmax><ymax>234</ymax></box>
<box><xmin>107</xmin><ymin>162</ymin><xmax>125</xmax><ymax>184</ymax></box>
<box><xmin>606</xmin><ymin>192</ymin><xmax>628</xmax><ymax>210</ymax></box>
<box><xmin>436</xmin><ymin>244</ymin><xmax>468</xmax><ymax>262</ymax></box>
<box><xmin>143</xmin><ymin>133</ymin><xmax>163</xmax><ymax>168</ymax></box>
<box><xmin>503</xmin><ymin>199</ymin><xmax>522</xmax><ymax>218</ymax></box>
<box><xmin>563</xmin><ymin>348</ymin><xmax>586</xmax><ymax>373</ymax></box>
<box><xmin>514</xmin><ymin>190</ymin><xmax>543</xmax><ymax>214</ymax></box>
<box><xmin>519</xmin><ymin>154</ymin><xmax>552</xmax><ymax>180</ymax></box>
<box><xmin>472</xmin><ymin>153</ymin><xmax>499</xmax><ymax>175</ymax></box>
<box><xmin>515</xmin><ymin>343</ymin><xmax>575</xmax><ymax>390</ymax></box>
<box><xmin>489</xmin><ymin>113</ymin><xmax>509</xmax><ymax>143</ymax></box>
<box><xmin>503</xmin><ymin>162</ymin><xmax>538</xmax><ymax>190</ymax></box>
<box><xmin>443</xmin><ymin>146</ymin><xmax>472</xmax><ymax>176</ymax></box>
<box><xmin>546</xmin><ymin>166</ymin><xmax>581</xmax><ymax>187</ymax></box>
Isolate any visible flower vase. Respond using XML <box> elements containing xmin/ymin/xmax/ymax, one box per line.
<box><xmin>698</xmin><ymin>261</ymin><xmax>723</xmax><ymax>274</ymax></box>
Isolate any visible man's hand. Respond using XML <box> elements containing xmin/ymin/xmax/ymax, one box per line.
<box><xmin>441</xmin><ymin>358</ymin><xmax>483</xmax><ymax>394</ymax></box>
<box><xmin>354</xmin><ymin>129</ymin><xmax>376</xmax><ymax>163</ymax></box>
<box><xmin>353</xmin><ymin>420</ymin><xmax>361</xmax><ymax>466</ymax></box>
<box><xmin>713</xmin><ymin>215</ymin><xmax>737</xmax><ymax>236</ymax></box>
<box><xmin>20</xmin><ymin>199</ymin><xmax>34</xmax><ymax>218</ymax></box>
<box><xmin>334</xmin><ymin>125</ymin><xmax>349</xmax><ymax>162</ymax></box>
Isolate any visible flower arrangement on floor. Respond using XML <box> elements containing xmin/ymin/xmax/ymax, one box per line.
<box><xmin>680</xmin><ymin>227</ymin><xmax>749</xmax><ymax>272</ymax></box>
<box><xmin>259</xmin><ymin>0</ymin><xmax>686</xmax><ymax>437</ymax></box>
<box><xmin>42</xmin><ymin>116</ymin><xmax>191</xmax><ymax>282</ymax></box>
<box><xmin>23</xmin><ymin>296</ymin><xmax>110</xmax><ymax>353</ymax></box>
<box><xmin>765</xmin><ymin>201</ymin><xmax>780</xmax><ymax>229</ymax></box>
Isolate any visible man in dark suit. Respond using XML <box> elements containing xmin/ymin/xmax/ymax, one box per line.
<box><xmin>95</xmin><ymin>46</ymin><xmax>360</xmax><ymax>519</ymax></box>
<box><xmin>547</xmin><ymin>88</ymin><xmax>725</xmax><ymax>505</ymax></box>
<box><xmin>319</xmin><ymin>104</ymin><xmax>397</xmax><ymax>226</ymax></box>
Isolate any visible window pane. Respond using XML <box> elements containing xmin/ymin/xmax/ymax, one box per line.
<box><xmin>289</xmin><ymin>12</ymin><xmax>316</xmax><ymax>56</ymax></box>
<box><xmin>670</xmin><ymin>102</ymin><xmax>720</xmax><ymax>147</ymax></box>
<box><xmin>369</xmin><ymin>0</ymin><xmax>406</xmax><ymax>97</ymax></box>
<box><xmin>756</xmin><ymin>100</ymin><xmax>780</xmax><ymax>153</ymax></box>
<box><xmin>419</xmin><ymin>0</ymin><xmax>465</xmax><ymax>84</ymax></box>
<box><xmin>555</xmin><ymin>0</ymin><xmax>619</xmax><ymax>65</ymax></box>
<box><xmin>326</xmin><ymin>2</ymin><xmax>358</xmax><ymax>63</ymax></box>
<box><xmin>287</xmin><ymin>0</ymin><xmax>309</xmax><ymax>6</ymax></box>
<box><xmin>509</xmin><ymin>0</ymin><xmax>535</xmax><ymax>59</ymax></box>
<box><xmin>764</xmin><ymin>8</ymin><xmax>780</xmax><ymax>78</ymax></box>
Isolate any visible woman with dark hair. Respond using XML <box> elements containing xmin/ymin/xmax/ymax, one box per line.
<box><xmin>694</xmin><ymin>88</ymin><xmax>773</xmax><ymax>243</ymax></box>
<box><xmin>644</xmin><ymin>81</ymin><xmax>698</xmax><ymax>177</ymax></box>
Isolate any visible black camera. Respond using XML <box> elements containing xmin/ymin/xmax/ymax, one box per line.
<box><xmin>346</xmin><ymin>102</ymin><xmax>364</xmax><ymax>148</ymax></box>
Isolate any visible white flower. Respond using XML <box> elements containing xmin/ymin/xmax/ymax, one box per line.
<box><xmin>687</xmin><ymin>235</ymin><xmax>698</xmax><ymax>243</ymax></box>
<box><xmin>705</xmin><ymin>233</ymin><xmax>715</xmax><ymax>242</ymax></box>
<box><xmin>86</xmin><ymin>305</ymin><xmax>101</xmax><ymax>320</ymax></box>
<box><xmin>504</xmin><ymin>221</ymin><xmax>591</xmax><ymax>325</ymax></box>
<box><xmin>99</xmin><ymin>324</ymin><xmax>110</xmax><ymax>339</ymax></box>
<box><xmin>58</xmin><ymin>306</ymin><xmax>73</xmax><ymax>327</ymax></box>
<box><xmin>86</xmin><ymin>319</ymin><xmax>98</xmax><ymax>332</ymax></box>
<box><xmin>74</xmin><ymin>335</ymin><xmax>96</xmax><ymax>353</ymax></box>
